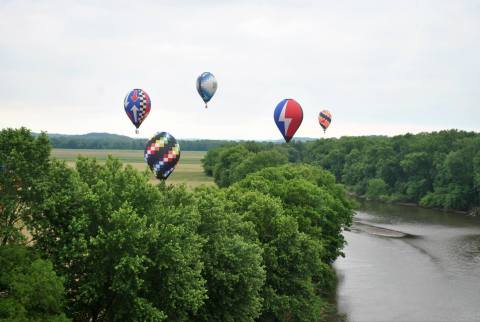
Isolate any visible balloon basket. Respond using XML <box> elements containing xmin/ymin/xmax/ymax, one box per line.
<box><xmin>135</xmin><ymin>129</ymin><xmax>139</xmax><ymax>134</ymax></box>
<box><xmin>205</xmin><ymin>104</ymin><xmax>208</xmax><ymax>109</ymax></box>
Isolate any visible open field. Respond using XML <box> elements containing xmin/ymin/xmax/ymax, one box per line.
<box><xmin>52</xmin><ymin>149</ymin><xmax>215</xmax><ymax>188</ymax></box>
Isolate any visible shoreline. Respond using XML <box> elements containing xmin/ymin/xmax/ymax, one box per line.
<box><xmin>351</xmin><ymin>220</ymin><xmax>413</xmax><ymax>238</ymax></box>
<box><xmin>347</xmin><ymin>192</ymin><xmax>474</xmax><ymax>216</ymax></box>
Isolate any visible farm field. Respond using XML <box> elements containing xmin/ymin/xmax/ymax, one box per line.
<box><xmin>51</xmin><ymin>149</ymin><xmax>215</xmax><ymax>188</ymax></box>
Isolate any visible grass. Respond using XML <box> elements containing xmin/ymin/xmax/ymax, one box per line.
<box><xmin>52</xmin><ymin>149</ymin><xmax>215</xmax><ymax>188</ymax></box>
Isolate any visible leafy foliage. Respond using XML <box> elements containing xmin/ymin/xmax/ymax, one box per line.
<box><xmin>202</xmin><ymin>142</ymin><xmax>291</xmax><ymax>187</ymax></box>
<box><xmin>0</xmin><ymin>245</ymin><xmax>69</xmax><ymax>322</ymax></box>
<box><xmin>44</xmin><ymin>132</ymin><xmax>232</xmax><ymax>151</ymax></box>
<box><xmin>204</xmin><ymin>130</ymin><xmax>480</xmax><ymax>211</ymax></box>
<box><xmin>366</xmin><ymin>178</ymin><xmax>388</xmax><ymax>200</ymax></box>
<box><xmin>225</xmin><ymin>164</ymin><xmax>353</xmax><ymax>321</ymax></box>
<box><xmin>0</xmin><ymin>128</ymin><xmax>50</xmax><ymax>245</ymax></box>
<box><xmin>232</xmin><ymin>164</ymin><xmax>353</xmax><ymax>263</ymax></box>
<box><xmin>31</xmin><ymin>158</ymin><xmax>206</xmax><ymax>321</ymax></box>
<box><xmin>193</xmin><ymin>188</ymin><xmax>265</xmax><ymax>321</ymax></box>
<box><xmin>2</xmin><ymin>128</ymin><xmax>353</xmax><ymax>322</ymax></box>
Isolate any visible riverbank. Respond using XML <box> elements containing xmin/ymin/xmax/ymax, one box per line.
<box><xmin>346</xmin><ymin>191</ymin><xmax>478</xmax><ymax>216</ymax></box>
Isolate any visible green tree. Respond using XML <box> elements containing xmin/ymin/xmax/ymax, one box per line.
<box><xmin>0</xmin><ymin>245</ymin><xmax>69</xmax><ymax>322</ymax></box>
<box><xmin>202</xmin><ymin>130</ymin><xmax>480</xmax><ymax>211</ymax></box>
<box><xmin>193</xmin><ymin>188</ymin><xmax>265</xmax><ymax>322</ymax></box>
<box><xmin>473</xmin><ymin>152</ymin><xmax>480</xmax><ymax>209</ymax></box>
<box><xmin>377</xmin><ymin>157</ymin><xmax>402</xmax><ymax>189</ymax></box>
<box><xmin>234</xmin><ymin>164</ymin><xmax>353</xmax><ymax>263</ymax></box>
<box><xmin>226</xmin><ymin>165</ymin><xmax>353</xmax><ymax>321</ymax></box>
<box><xmin>421</xmin><ymin>138</ymin><xmax>480</xmax><ymax>210</ymax></box>
<box><xmin>319</xmin><ymin>148</ymin><xmax>346</xmax><ymax>182</ymax></box>
<box><xmin>342</xmin><ymin>149</ymin><xmax>368</xmax><ymax>194</ymax></box>
<box><xmin>213</xmin><ymin>145</ymin><xmax>253</xmax><ymax>187</ymax></box>
<box><xmin>400</xmin><ymin>152</ymin><xmax>433</xmax><ymax>201</ymax></box>
<box><xmin>0</xmin><ymin>128</ymin><xmax>50</xmax><ymax>245</ymax></box>
<box><xmin>259</xmin><ymin>215</ymin><xmax>330</xmax><ymax>322</ymax></box>
<box><xmin>366</xmin><ymin>178</ymin><xmax>388</xmax><ymax>200</ymax></box>
<box><xmin>31</xmin><ymin>158</ymin><xmax>206</xmax><ymax>321</ymax></box>
<box><xmin>230</xmin><ymin>149</ymin><xmax>288</xmax><ymax>184</ymax></box>
<box><xmin>201</xmin><ymin>144</ymin><xmax>234</xmax><ymax>176</ymax></box>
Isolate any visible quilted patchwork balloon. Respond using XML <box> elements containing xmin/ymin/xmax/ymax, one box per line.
<box><xmin>144</xmin><ymin>132</ymin><xmax>180</xmax><ymax>180</ymax></box>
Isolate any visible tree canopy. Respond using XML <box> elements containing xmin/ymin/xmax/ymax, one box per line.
<box><xmin>1</xmin><ymin>127</ymin><xmax>353</xmax><ymax>321</ymax></box>
<box><xmin>203</xmin><ymin>130</ymin><xmax>480</xmax><ymax>212</ymax></box>
<box><xmin>43</xmin><ymin>132</ymin><xmax>233</xmax><ymax>151</ymax></box>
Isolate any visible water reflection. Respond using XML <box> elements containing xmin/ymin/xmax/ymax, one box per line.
<box><xmin>335</xmin><ymin>201</ymin><xmax>480</xmax><ymax>322</ymax></box>
<box><xmin>449</xmin><ymin>234</ymin><xmax>480</xmax><ymax>271</ymax></box>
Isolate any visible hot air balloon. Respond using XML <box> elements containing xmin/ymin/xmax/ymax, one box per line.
<box><xmin>274</xmin><ymin>98</ymin><xmax>303</xmax><ymax>143</ymax></box>
<box><xmin>144</xmin><ymin>132</ymin><xmax>180</xmax><ymax>180</ymax></box>
<box><xmin>124</xmin><ymin>89</ymin><xmax>151</xmax><ymax>134</ymax></box>
<box><xmin>196</xmin><ymin>72</ymin><xmax>217</xmax><ymax>108</ymax></box>
<box><xmin>319</xmin><ymin>110</ymin><xmax>332</xmax><ymax>133</ymax></box>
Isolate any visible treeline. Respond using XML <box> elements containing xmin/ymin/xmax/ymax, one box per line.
<box><xmin>202</xmin><ymin>130</ymin><xmax>480</xmax><ymax>212</ymax></box>
<box><xmin>1</xmin><ymin>128</ymin><xmax>352</xmax><ymax>321</ymax></box>
<box><xmin>44</xmin><ymin>132</ymin><xmax>231</xmax><ymax>151</ymax></box>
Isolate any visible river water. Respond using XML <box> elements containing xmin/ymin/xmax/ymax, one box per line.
<box><xmin>335</xmin><ymin>201</ymin><xmax>480</xmax><ymax>322</ymax></box>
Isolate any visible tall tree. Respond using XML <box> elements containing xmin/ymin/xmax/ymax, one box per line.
<box><xmin>0</xmin><ymin>245</ymin><xmax>69</xmax><ymax>322</ymax></box>
<box><xmin>228</xmin><ymin>164</ymin><xmax>353</xmax><ymax>321</ymax></box>
<box><xmin>193</xmin><ymin>187</ymin><xmax>265</xmax><ymax>322</ymax></box>
<box><xmin>31</xmin><ymin>158</ymin><xmax>206</xmax><ymax>321</ymax></box>
<box><xmin>0</xmin><ymin>128</ymin><xmax>50</xmax><ymax>245</ymax></box>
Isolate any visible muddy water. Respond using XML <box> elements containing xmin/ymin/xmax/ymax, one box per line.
<box><xmin>335</xmin><ymin>201</ymin><xmax>480</xmax><ymax>322</ymax></box>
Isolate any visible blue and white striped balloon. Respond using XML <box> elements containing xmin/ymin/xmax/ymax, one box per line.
<box><xmin>196</xmin><ymin>72</ymin><xmax>217</xmax><ymax>108</ymax></box>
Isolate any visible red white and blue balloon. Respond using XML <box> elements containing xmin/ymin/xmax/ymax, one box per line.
<box><xmin>196</xmin><ymin>72</ymin><xmax>217</xmax><ymax>108</ymax></box>
<box><xmin>124</xmin><ymin>89</ymin><xmax>151</xmax><ymax>134</ymax></box>
<box><xmin>144</xmin><ymin>132</ymin><xmax>181</xmax><ymax>180</ymax></box>
<box><xmin>274</xmin><ymin>98</ymin><xmax>303</xmax><ymax>143</ymax></box>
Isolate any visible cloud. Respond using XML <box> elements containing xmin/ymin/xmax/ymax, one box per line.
<box><xmin>0</xmin><ymin>0</ymin><xmax>479</xmax><ymax>139</ymax></box>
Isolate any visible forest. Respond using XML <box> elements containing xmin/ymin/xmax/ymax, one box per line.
<box><xmin>44</xmin><ymin>132</ymin><xmax>231</xmax><ymax>151</ymax></box>
<box><xmin>3</xmin><ymin>127</ymin><xmax>479</xmax><ymax>321</ymax></box>
<box><xmin>0</xmin><ymin>128</ymin><xmax>352</xmax><ymax>321</ymax></box>
<box><xmin>202</xmin><ymin>130</ymin><xmax>480</xmax><ymax>213</ymax></box>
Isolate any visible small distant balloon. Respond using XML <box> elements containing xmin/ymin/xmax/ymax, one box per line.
<box><xmin>196</xmin><ymin>72</ymin><xmax>217</xmax><ymax>108</ymax></box>
<box><xmin>319</xmin><ymin>110</ymin><xmax>332</xmax><ymax>133</ymax></box>
<box><xmin>273</xmin><ymin>98</ymin><xmax>303</xmax><ymax>143</ymax></box>
<box><xmin>124</xmin><ymin>89</ymin><xmax>151</xmax><ymax>134</ymax></box>
<box><xmin>144</xmin><ymin>132</ymin><xmax>180</xmax><ymax>180</ymax></box>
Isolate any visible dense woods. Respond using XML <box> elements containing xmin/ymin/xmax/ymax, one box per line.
<box><xmin>202</xmin><ymin>130</ymin><xmax>480</xmax><ymax>212</ymax></box>
<box><xmin>5</xmin><ymin>127</ymin><xmax>478</xmax><ymax>321</ymax></box>
<box><xmin>1</xmin><ymin>128</ymin><xmax>352</xmax><ymax>321</ymax></box>
<box><xmin>44</xmin><ymin>132</ymin><xmax>231</xmax><ymax>151</ymax></box>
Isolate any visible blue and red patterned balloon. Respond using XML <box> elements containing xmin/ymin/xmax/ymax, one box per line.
<box><xmin>144</xmin><ymin>132</ymin><xmax>181</xmax><ymax>180</ymax></box>
<box><xmin>196</xmin><ymin>72</ymin><xmax>217</xmax><ymax>108</ymax></box>
<box><xmin>124</xmin><ymin>89</ymin><xmax>151</xmax><ymax>134</ymax></box>
<box><xmin>273</xmin><ymin>98</ymin><xmax>303</xmax><ymax>143</ymax></box>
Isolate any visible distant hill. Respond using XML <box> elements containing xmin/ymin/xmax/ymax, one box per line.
<box><xmin>283</xmin><ymin>137</ymin><xmax>318</xmax><ymax>142</ymax></box>
<box><xmin>45</xmin><ymin>132</ymin><xmax>146</xmax><ymax>150</ymax></box>
<box><xmin>40</xmin><ymin>132</ymin><xmax>234</xmax><ymax>151</ymax></box>
<box><xmin>34</xmin><ymin>132</ymin><xmax>318</xmax><ymax>150</ymax></box>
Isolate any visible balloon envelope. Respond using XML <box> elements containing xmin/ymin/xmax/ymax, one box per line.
<box><xmin>144</xmin><ymin>132</ymin><xmax>180</xmax><ymax>180</ymax></box>
<box><xmin>273</xmin><ymin>98</ymin><xmax>303</xmax><ymax>143</ymax></box>
<box><xmin>196</xmin><ymin>72</ymin><xmax>217</xmax><ymax>106</ymax></box>
<box><xmin>124</xmin><ymin>89</ymin><xmax>151</xmax><ymax>130</ymax></box>
<box><xmin>319</xmin><ymin>110</ymin><xmax>332</xmax><ymax>132</ymax></box>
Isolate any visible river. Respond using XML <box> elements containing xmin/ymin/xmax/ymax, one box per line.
<box><xmin>335</xmin><ymin>201</ymin><xmax>480</xmax><ymax>322</ymax></box>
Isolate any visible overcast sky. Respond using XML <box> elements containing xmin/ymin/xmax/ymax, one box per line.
<box><xmin>1</xmin><ymin>0</ymin><xmax>479</xmax><ymax>140</ymax></box>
